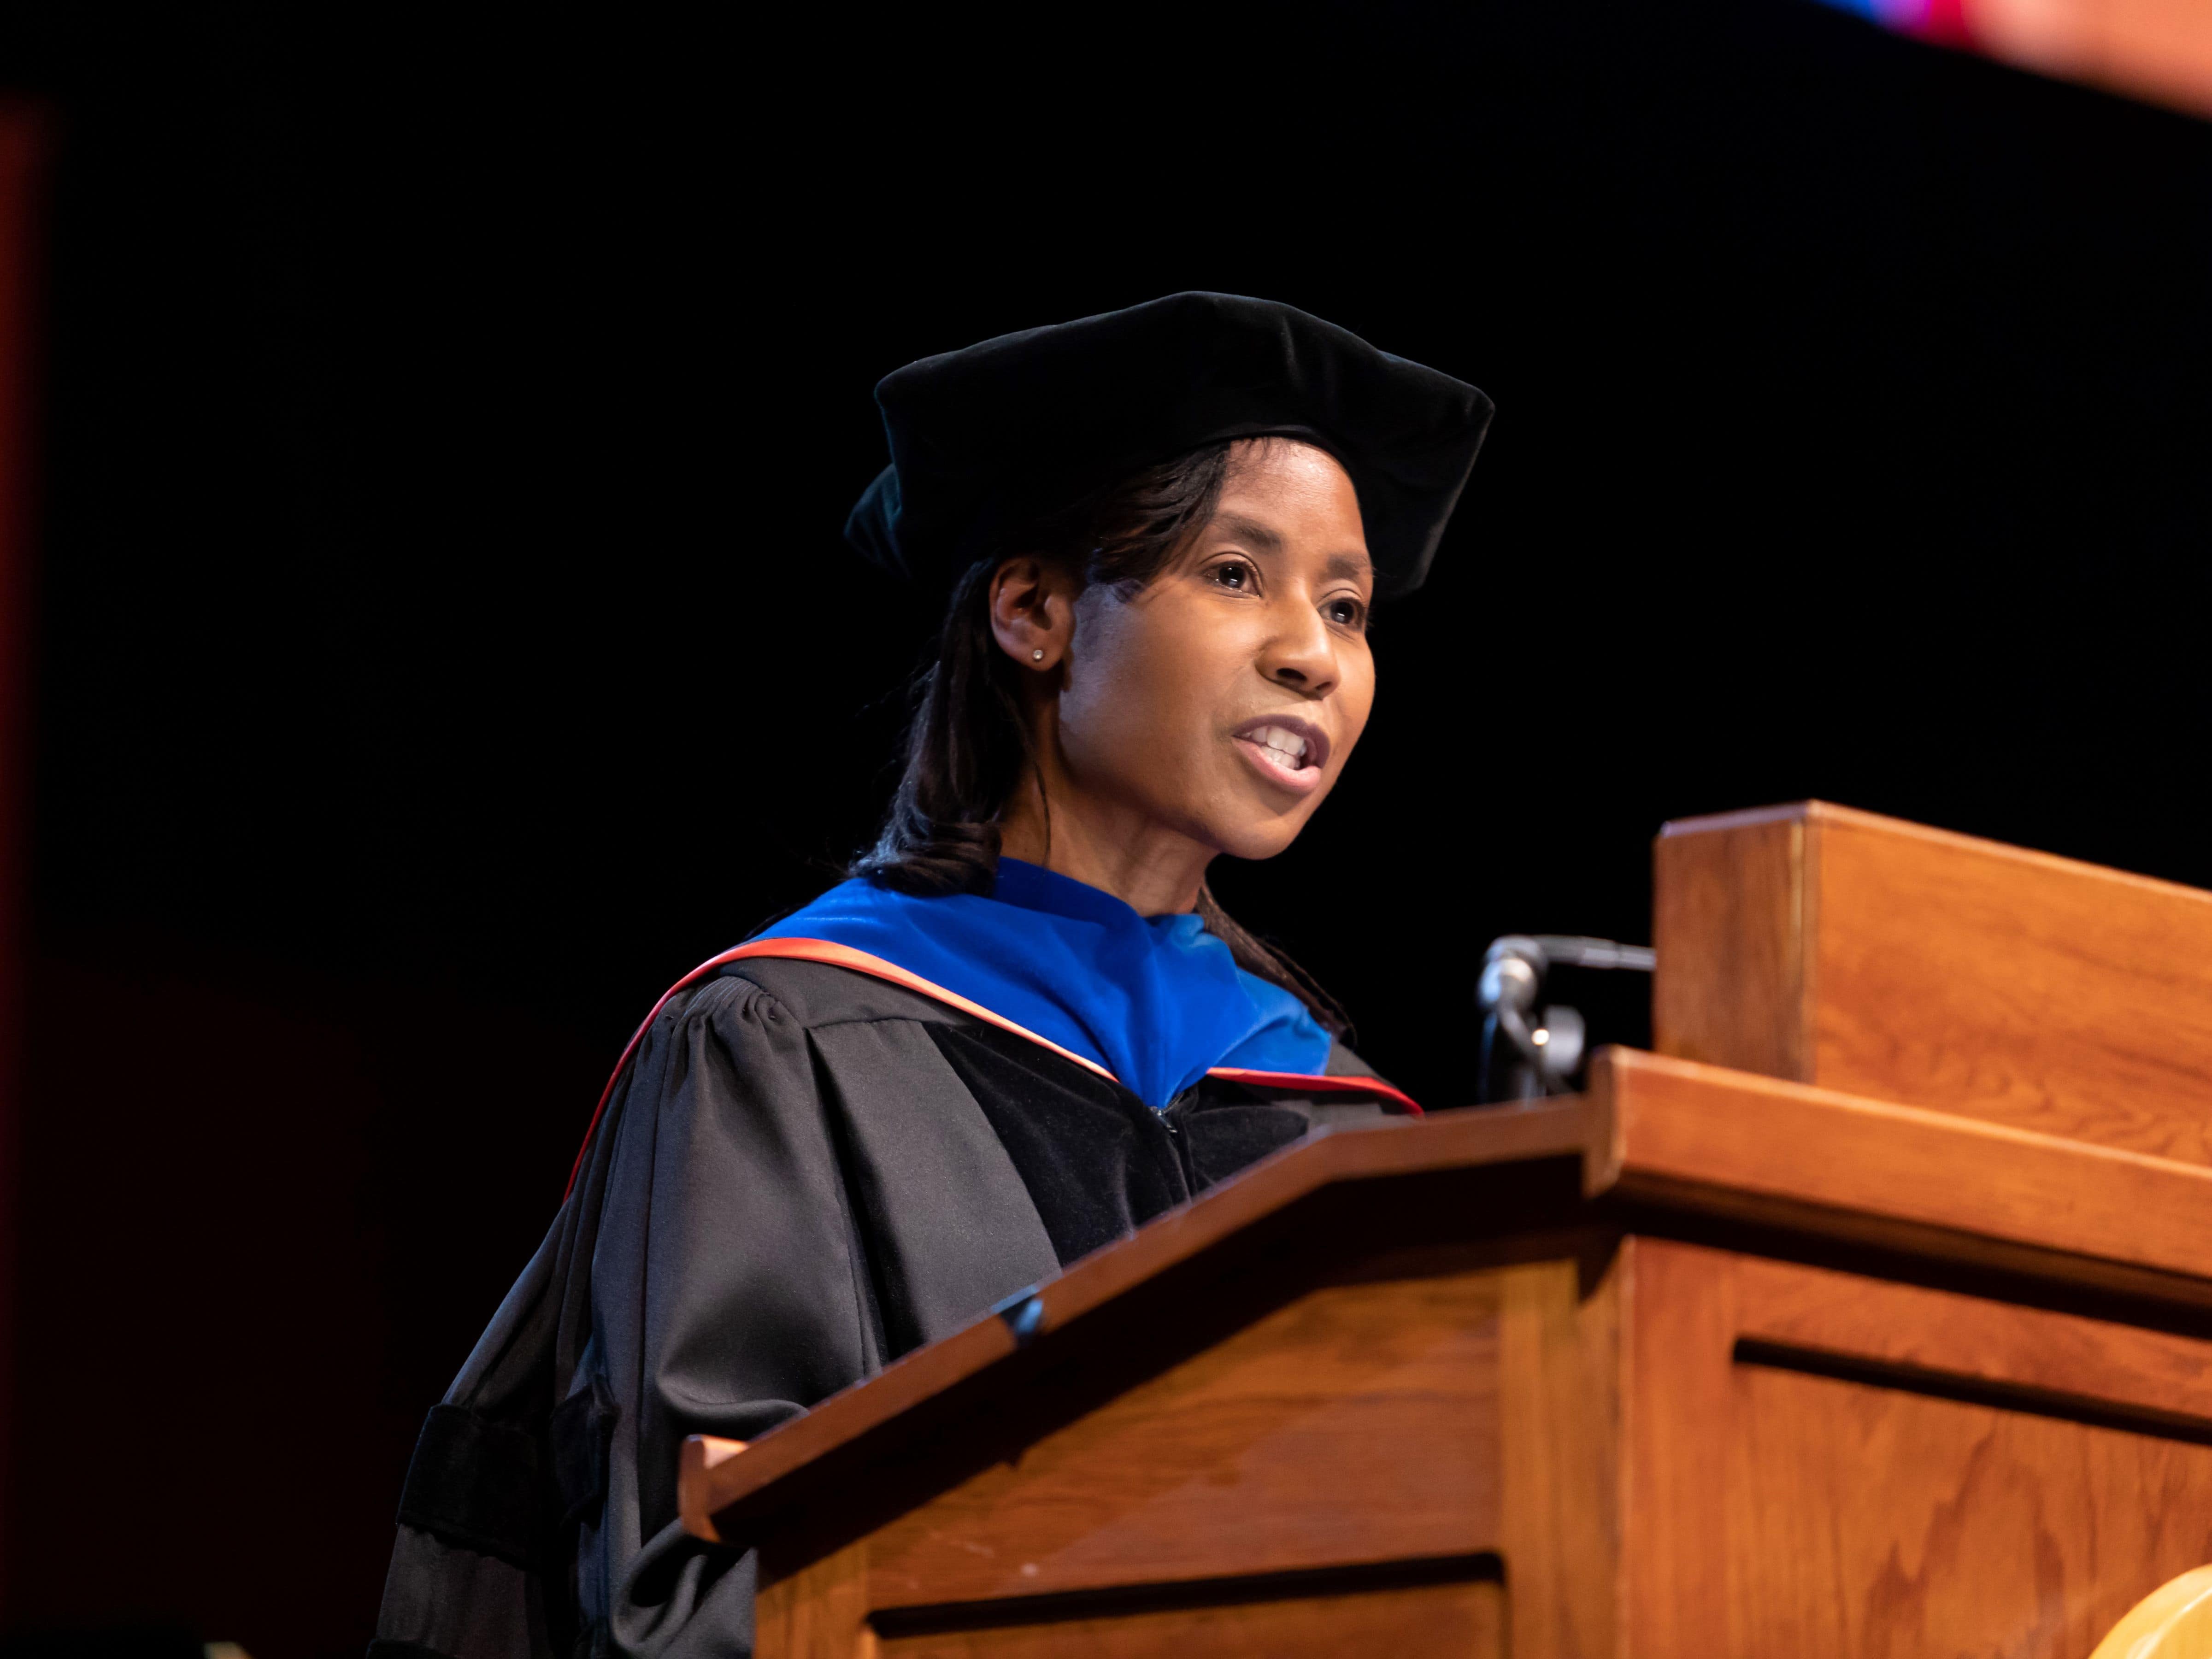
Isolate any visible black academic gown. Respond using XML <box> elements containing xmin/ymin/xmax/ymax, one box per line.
<box><xmin>371</xmin><ymin>956</ymin><xmax>1405</xmax><ymax>1659</ymax></box>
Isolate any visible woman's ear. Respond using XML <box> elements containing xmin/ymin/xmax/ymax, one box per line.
<box><xmin>988</xmin><ymin>556</ymin><xmax>1075</xmax><ymax>673</ymax></box>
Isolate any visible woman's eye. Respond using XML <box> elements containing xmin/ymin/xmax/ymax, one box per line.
<box><xmin>1325</xmin><ymin>597</ymin><xmax>1368</xmax><ymax>628</ymax></box>
<box><xmin>1210</xmin><ymin>560</ymin><xmax>1255</xmax><ymax>591</ymax></box>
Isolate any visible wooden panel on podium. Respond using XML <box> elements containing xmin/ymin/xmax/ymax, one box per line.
<box><xmin>686</xmin><ymin>807</ymin><xmax>2212</xmax><ymax>1658</ymax></box>
<box><xmin>1654</xmin><ymin>800</ymin><xmax>2212</xmax><ymax>1161</ymax></box>
<box><xmin>697</xmin><ymin>1054</ymin><xmax>2212</xmax><ymax>1657</ymax></box>
<box><xmin>871</xmin><ymin>1574</ymin><xmax>1506</xmax><ymax>1658</ymax></box>
<box><xmin>859</xmin><ymin>1271</ymin><xmax>1507</xmax><ymax>1606</ymax></box>
<box><xmin>1624</xmin><ymin>1239</ymin><xmax>2212</xmax><ymax>1657</ymax></box>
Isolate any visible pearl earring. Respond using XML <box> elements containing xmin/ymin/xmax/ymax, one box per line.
<box><xmin>1032</xmin><ymin>648</ymin><xmax>1044</xmax><ymax>662</ymax></box>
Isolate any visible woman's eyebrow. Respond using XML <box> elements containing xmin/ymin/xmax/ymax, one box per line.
<box><xmin>1211</xmin><ymin>512</ymin><xmax>1284</xmax><ymax>555</ymax></box>
<box><xmin>1209</xmin><ymin>515</ymin><xmax>1372</xmax><ymax>585</ymax></box>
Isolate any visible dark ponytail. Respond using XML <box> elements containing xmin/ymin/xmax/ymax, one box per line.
<box><xmin>851</xmin><ymin>439</ymin><xmax>1352</xmax><ymax>1039</ymax></box>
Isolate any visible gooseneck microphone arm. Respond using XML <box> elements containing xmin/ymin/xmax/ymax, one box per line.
<box><xmin>1525</xmin><ymin>935</ymin><xmax>1656</xmax><ymax>973</ymax></box>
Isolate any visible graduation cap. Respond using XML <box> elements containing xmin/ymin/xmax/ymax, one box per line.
<box><xmin>845</xmin><ymin>292</ymin><xmax>1493</xmax><ymax>603</ymax></box>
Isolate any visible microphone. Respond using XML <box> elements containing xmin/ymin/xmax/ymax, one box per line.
<box><xmin>1475</xmin><ymin>935</ymin><xmax>1654</xmax><ymax>1104</ymax></box>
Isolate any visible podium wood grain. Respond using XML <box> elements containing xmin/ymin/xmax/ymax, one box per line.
<box><xmin>872</xmin><ymin>1577</ymin><xmax>1506</xmax><ymax>1658</ymax></box>
<box><xmin>860</xmin><ymin>1272</ymin><xmax>1505</xmax><ymax>1607</ymax></box>
<box><xmin>1627</xmin><ymin>1238</ymin><xmax>2212</xmax><ymax>1657</ymax></box>
<box><xmin>1599</xmin><ymin>1047</ymin><xmax>2212</xmax><ymax>1294</ymax></box>
<box><xmin>1655</xmin><ymin>800</ymin><xmax>2212</xmax><ymax>1162</ymax></box>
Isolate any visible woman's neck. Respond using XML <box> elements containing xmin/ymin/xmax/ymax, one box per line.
<box><xmin>995</xmin><ymin>773</ymin><xmax>1214</xmax><ymax>918</ymax></box>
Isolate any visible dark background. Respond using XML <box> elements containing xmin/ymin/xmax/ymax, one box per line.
<box><xmin>0</xmin><ymin>2</ymin><xmax>2206</xmax><ymax>1651</ymax></box>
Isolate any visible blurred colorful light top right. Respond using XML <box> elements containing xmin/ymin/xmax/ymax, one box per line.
<box><xmin>1813</xmin><ymin>0</ymin><xmax>2212</xmax><ymax>119</ymax></box>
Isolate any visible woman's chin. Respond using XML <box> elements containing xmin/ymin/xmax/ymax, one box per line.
<box><xmin>1202</xmin><ymin>799</ymin><xmax>1324</xmax><ymax>863</ymax></box>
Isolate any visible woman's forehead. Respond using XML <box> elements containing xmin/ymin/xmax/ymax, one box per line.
<box><xmin>1212</xmin><ymin>446</ymin><xmax>1372</xmax><ymax>577</ymax></box>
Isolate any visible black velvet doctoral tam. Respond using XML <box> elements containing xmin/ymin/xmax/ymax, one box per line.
<box><xmin>845</xmin><ymin>291</ymin><xmax>1493</xmax><ymax>602</ymax></box>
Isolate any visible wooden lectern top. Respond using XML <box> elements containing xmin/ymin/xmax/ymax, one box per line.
<box><xmin>1657</xmin><ymin>800</ymin><xmax>2212</xmax><ymax>1162</ymax></box>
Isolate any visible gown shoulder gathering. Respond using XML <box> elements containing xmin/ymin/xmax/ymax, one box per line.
<box><xmin>370</xmin><ymin>956</ymin><xmax>1411</xmax><ymax>1659</ymax></box>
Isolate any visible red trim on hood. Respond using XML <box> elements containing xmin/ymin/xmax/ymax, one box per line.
<box><xmin>1204</xmin><ymin>1066</ymin><xmax>1424</xmax><ymax>1117</ymax></box>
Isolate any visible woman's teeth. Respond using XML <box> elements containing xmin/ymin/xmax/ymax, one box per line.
<box><xmin>1252</xmin><ymin>727</ymin><xmax>1311</xmax><ymax>767</ymax></box>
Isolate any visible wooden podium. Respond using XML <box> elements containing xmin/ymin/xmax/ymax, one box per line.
<box><xmin>682</xmin><ymin>803</ymin><xmax>2212</xmax><ymax>1657</ymax></box>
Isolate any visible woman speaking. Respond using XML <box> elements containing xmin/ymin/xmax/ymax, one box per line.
<box><xmin>372</xmin><ymin>292</ymin><xmax>1491</xmax><ymax>1657</ymax></box>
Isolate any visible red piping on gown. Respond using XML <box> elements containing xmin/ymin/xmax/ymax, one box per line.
<box><xmin>564</xmin><ymin>936</ymin><xmax>1423</xmax><ymax>1199</ymax></box>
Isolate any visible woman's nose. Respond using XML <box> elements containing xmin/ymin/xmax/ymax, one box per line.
<box><xmin>1258</xmin><ymin>606</ymin><xmax>1337</xmax><ymax>697</ymax></box>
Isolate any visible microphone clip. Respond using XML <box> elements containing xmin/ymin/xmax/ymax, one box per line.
<box><xmin>1475</xmin><ymin>934</ymin><xmax>1653</xmax><ymax>1104</ymax></box>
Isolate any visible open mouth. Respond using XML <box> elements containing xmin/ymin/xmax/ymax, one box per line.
<box><xmin>1230</xmin><ymin>715</ymin><xmax>1330</xmax><ymax>792</ymax></box>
